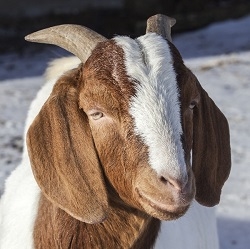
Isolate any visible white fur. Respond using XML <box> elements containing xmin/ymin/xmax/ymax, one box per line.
<box><xmin>114</xmin><ymin>34</ymin><xmax>186</xmax><ymax>181</ymax></box>
<box><xmin>0</xmin><ymin>160</ymin><xmax>40</xmax><ymax>249</ymax></box>
<box><xmin>155</xmin><ymin>201</ymin><xmax>219</xmax><ymax>249</ymax></box>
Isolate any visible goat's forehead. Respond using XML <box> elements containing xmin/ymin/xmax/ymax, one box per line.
<box><xmin>113</xmin><ymin>33</ymin><xmax>186</xmax><ymax>179</ymax></box>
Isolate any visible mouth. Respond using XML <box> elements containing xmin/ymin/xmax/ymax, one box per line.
<box><xmin>135</xmin><ymin>188</ymin><xmax>191</xmax><ymax>220</ymax></box>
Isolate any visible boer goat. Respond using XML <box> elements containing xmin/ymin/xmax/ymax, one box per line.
<box><xmin>0</xmin><ymin>14</ymin><xmax>231</xmax><ymax>249</ymax></box>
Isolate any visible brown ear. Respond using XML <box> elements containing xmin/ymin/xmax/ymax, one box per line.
<box><xmin>192</xmin><ymin>81</ymin><xmax>231</xmax><ymax>207</ymax></box>
<box><xmin>27</xmin><ymin>68</ymin><xmax>108</xmax><ymax>223</ymax></box>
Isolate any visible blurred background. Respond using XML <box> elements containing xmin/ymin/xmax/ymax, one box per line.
<box><xmin>0</xmin><ymin>0</ymin><xmax>250</xmax><ymax>53</ymax></box>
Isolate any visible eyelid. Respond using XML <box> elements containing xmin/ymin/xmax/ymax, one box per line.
<box><xmin>88</xmin><ymin>110</ymin><xmax>103</xmax><ymax>120</ymax></box>
<box><xmin>90</xmin><ymin>112</ymin><xmax>103</xmax><ymax>119</ymax></box>
<box><xmin>189</xmin><ymin>94</ymin><xmax>200</xmax><ymax>109</ymax></box>
<box><xmin>88</xmin><ymin>106</ymin><xmax>104</xmax><ymax>115</ymax></box>
<box><xmin>189</xmin><ymin>101</ymin><xmax>196</xmax><ymax>109</ymax></box>
<box><xmin>87</xmin><ymin>108</ymin><xmax>106</xmax><ymax>121</ymax></box>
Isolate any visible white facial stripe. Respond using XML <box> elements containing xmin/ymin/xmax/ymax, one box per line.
<box><xmin>114</xmin><ymin>33</ymin><xmax>186</xmax><ymax>180</ymax></box>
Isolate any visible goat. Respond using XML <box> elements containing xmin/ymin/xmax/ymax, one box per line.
<box><xmin>0</xmin><ymin>14</ymin><xmax>231</xmax><ymax>249</ymax></box>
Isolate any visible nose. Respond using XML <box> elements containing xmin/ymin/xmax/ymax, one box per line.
<box><xmin>159</xmin><ymin>175</ymin><xmax>188</xmax><ymax>192</ymax></box>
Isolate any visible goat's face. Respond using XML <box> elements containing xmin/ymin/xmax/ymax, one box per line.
<box><xmin>79</xmin><ymin>35</ymin><xmax>195</xmax><ymax>220</ymax></box>
<box><xmin>27</xmin><ymin>32</ymin><xmax>230</xmax><ymax>224</ymax></box>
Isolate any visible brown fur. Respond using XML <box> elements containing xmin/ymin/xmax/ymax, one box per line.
<box><xmin>34</xmin><ymin>194</ymin><xmax>160</xmax><ymax>249</ymax></box>
<box><xmin>27</xmin><ymin>39</ymin><xmax>231</xmax><ymax>248</ymax></box>
<box><xmin>169</xmin><ymin>41</ymin><xmax>231</xmax><ymax>206</ymax></box>
<box><xmin>27</xmin><ymin>67</ymin><xmax>108</xmax><ymax>224</ymax></box>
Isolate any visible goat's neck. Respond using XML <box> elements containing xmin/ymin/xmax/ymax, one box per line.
<box><xmin>33</xmin><ymin>195</ymin><xmax>161</xmax><ymax>249</ymax></box>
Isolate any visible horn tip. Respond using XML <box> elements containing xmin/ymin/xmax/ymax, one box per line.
<box><xmin>25</xmin><ymin>32</ymin><xmax>41</xmax><ymax>42</ymax></box>
<box><xmin>146</xmin><ymin>14</ymin><xmax>176</xmax><ymax>42</ymax></box>
<box><xmin>24</xmin><ymin>34</ymin><xmax>32</xmax><ymax>42</ymax></box>
<box><xmin>169</xmin><ymin>17</ymin><xmax>176</xmax><ymax>27</ymax></box>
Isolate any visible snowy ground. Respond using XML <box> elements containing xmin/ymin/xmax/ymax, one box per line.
<box><xmin>1</xmin><ymin>15</ymin><xmax>250</xmax><ymax>249</ymax></box>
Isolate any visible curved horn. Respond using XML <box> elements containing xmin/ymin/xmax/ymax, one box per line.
<box><xmin>25</xmin><ymin>25</ymin><xmax>107</xmax><ymax>63</ymax></box>
<box><xmin>146</xmin><ymin>14</ymin><xmax>176</xmax><ymax>42</ymax></box>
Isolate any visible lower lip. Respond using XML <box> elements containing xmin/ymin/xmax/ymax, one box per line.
<box><xmin>136</xmin><ymin>188</ymin><xmax>189</xmax><ymax>214</ymax></box>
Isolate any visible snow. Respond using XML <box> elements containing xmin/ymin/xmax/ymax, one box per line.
<box><xmin>1</xmin><ymin>15</ymin><xmax>250</xmax><ymax>248</ymax></box>
<box><xmin>186</xmin><ymin>52</ymin><xmax>250</xmax><ymax>249</ymax></box>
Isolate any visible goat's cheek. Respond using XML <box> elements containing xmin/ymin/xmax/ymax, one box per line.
<box><xmin>91</xmin><ymin>127</ymin><xmax>119</xmax><ymax>165</ymax></box>
<box><xmin>91</xmin><ymin>125</ymin><xmax>130</xmax><ymax>182</ymax></box>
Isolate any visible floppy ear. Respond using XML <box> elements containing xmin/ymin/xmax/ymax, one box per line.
<box><xmin>26</xmin><ymin>68</ymin><xmax>108</xmax><ymax>223</ymax></box>
<box><xmin>192</xmin><ymin>80</ymin><xmax>231</xmax><ymax>207</ymax></box>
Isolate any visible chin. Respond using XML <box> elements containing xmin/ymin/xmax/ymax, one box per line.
<box><xmin>136</xmin><ymin>189</ymin><xmax>192</xmax><ymax>221</ymax></box>
<box><xmin>145</xmin><ymin>202</ymin><xmax>190</xmax><ymax>221</ymax></box>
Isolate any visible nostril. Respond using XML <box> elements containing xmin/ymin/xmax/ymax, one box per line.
<box><xmin>160</xmin><ymin>176</ymin><xmax>168</xmax><ymax>184</ymax></box>
<box><xmin>159</xmin><ymin>175</ymin><xmax>183</xmax><ymax>191</ymax></box>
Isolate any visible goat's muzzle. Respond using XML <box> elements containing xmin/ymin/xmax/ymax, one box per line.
<box><xmin>134</xmin><ymin>167</ymin><xmax>195</xmax><ymax>220</ymax></box>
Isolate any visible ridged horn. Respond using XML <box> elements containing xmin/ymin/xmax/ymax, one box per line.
<box><xmin>25</xmin><ymin>25</ymin><xmax>107</xmax><ymax>63</ymax></box>
<box><xmin>146</xmin><ymin>14</ymin><xmax>176</xmax><ymax>42</ymax></box>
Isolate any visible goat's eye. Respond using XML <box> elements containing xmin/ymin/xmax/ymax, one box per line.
<box><xmin>189</xmin><ymin>101</ymin><xmax>196</xmax><ymax>109</ymax></box>
<box><xmin>90</xmin><ymin>112</ymin><xmax>104</xmax><ymax>120</ymax></box>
